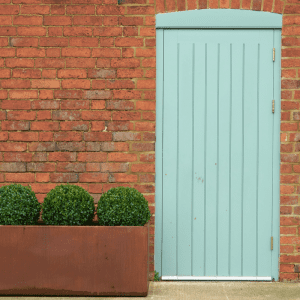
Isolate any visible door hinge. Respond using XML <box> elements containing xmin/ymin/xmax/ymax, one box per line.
<box><xmin>271</xmin><ymin>236</ymin><xmax>273</xmax><ymax>250</ymax></box>
<box><xmin>273</xmin><ymin>48</ymin><xmax>275</xmax><ymax>62</ymax></box>
<box><xmin>272</xmin><ymin>100</ymin><xmax>275</xmax><ymax>113</ymax></box>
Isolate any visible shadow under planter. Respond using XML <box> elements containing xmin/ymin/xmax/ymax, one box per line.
<box><xmin>0</xmin><ymin>222</ymin><xmax>149</xmax><ymax>297</ymax></box>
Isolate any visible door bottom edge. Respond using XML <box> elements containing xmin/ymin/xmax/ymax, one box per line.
<box><xmin>161</xmin><ymin>276</ymin><xmax>272</xmax><ymax>281</ymax></box>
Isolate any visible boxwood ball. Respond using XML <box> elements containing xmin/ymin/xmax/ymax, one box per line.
<box><xmin>97</xmin><ymin>187</ymin><xmax>151</xmax><ymax>226</ymax></box>
<box><xmin>42</xmin><ymin>184</ymin><xmax>95</xmax><ymax>226</ymax></box>
<box><xmin>0</xmin><ymin>184</ymin><xmax>41</xmax><ymax>225</ymax></box>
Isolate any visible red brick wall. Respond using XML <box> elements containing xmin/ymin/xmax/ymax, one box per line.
<box><xmin>0</xmin><ymin>0</ymin><xmax>299</xmax><ymax>282</ymax></box>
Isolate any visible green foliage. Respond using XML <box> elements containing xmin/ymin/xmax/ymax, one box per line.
<box><xmin>154</xmin><ymin>270</ymin><xmax>162</xmax><ymax>281</ymax></box>
<box><xmin>0</xmin><ymin>184</ymin><xmax>41</xmax><ymax>225</ymax></box>
<box><xmin>97</xmin><ymin>187</ymin><xmax>151</xmax><ymax>226</ymax></box>
<box><xmin>41</xmin><ymin>184</ymin><xmax>95</xmax><ymax>226</ymax></box>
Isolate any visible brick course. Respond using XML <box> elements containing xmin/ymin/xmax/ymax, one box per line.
<box><xmin>0</xmin><ymin>0</ymin><xmax>298</xmax><ymax>282</ymax></box>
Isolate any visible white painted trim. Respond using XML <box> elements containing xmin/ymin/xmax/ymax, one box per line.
<box><xmin>161</xmin><ymin>276</ymin><xmax>272</xmax><ymax>281</ymax></box>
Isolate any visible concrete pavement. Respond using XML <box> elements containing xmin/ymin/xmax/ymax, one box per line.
<box><xmin>2</xmin><ymin>282</ymin><xmax>300</xmax><ymax>299</ymax></box>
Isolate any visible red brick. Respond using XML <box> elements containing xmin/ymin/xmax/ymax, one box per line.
<box><xmin>101</xmin><ymin>142</ymin><xmax>129</xmax><ymax>152</ymax></box>
<box><xmin>73</xmin><ymin>16</ymin><xmax>102</xmax><ymax>26</ymax></box>
<box><xmin>66</xmin><ymin>58</ymin><xmax>96</xmax><ymax>68</ymax></box>
<box><xmin>112</xmin><ymin>111</ymin><xmax>141</xmax><ymax>121</ymax></box>
<box><xmin>60</xmin><ymin>121</ymin><xmax>89</xmax><ymax>131</ymax></box>
<box><xmin>51</xmin><ymin>5</ymin><xmax>65</xmax><ymax>14</ymax></box>
<box><xmin>0</xmin><ymin>5</ymin><xmax>19</xmax><ymax>14</ymax></box>
<box><xmin>122</xmin><ymin>48</ymin><xmax>134</xmax><ymax>58</ymax></box>
<box><xmin>9</xmin><ymin>90</ymin><xmax>38</xmax><ymax>99</ymax></box>
<box><xmin>50</xmin><ymin>173</ymin><xmax>79</xmax><ymax>183</ymax></box>
<box><xmin>91</xmin><ymin>121</ymin><xmax>105</xmax><ymax>131</ymax></box>
<box><xmin>81</xmin><ymin>111</ymin><xmax>111</xmax><ymax>121</ymax></box>
<box><xmin>131</xmin><ymin>164</ymin><xmax>155</xmax><ymax>173</ymax></box>
<box><xmin>54</xmin><ymin>90</ymin><xmax>83</xmax><ymax>99</ymax></box>
<box><xmin>21</xmin><ymin>5</ymin><xmax>50</xmax><ymax>14</ymax></box>
<box><xmin>84</xmin><ymin>132</ymin><xmax>112</xmax><ymax>141</ymax></box>
<box><xmin>62</xmin><ymin>48</ymin><xmax>91</xmax><ymax>57</ymax></box>
<box><xmin>12</xmin><ymin>69</ymin><xmax>41</xmax><ymax>79</ymax></box>
<box><xmin>54</xmin><ymin>132</ymin><xmax>82</xmax><ymax>142</ymax></box>
<box><xmin>109</xmin><ymin>173</ymin><xmax>138</xmax><ymax>183</ymax></box>
<box><xmin>2</xmin><ymin>100</ymin><xmax>31</xmax><ymax>110</ymax></box>
<box><xmin>69</xmin><ymin>37</ymin><xmax>98</xmax><ymax>47</ymax></box>
<box><xmin>123</xmin><ymin>27</ymin><xmax>138</xmax><ymax>36</ymax></box>
<box><xmin>0</xmin><ymin>27</ymin><xmax>16</xmax><ymax>36</ymax></box>
<box><xmin>117</xmin><ymin>69</ymin><xmax>143</xmax><ymax>78</ymax></box>
<box><xmin>0</xmin><ymin>38</ymin><xmax>8</xmax><ymax>47</ymax></box>
<box><xmin>42</xmin><ymin>69</ymin><xmax>57</xmax><ymax>78</ymax></box>
<box><xmin>108</xmin><ymin>153</ymin><xmax>137</xmax><ymax>162</ymax></box>
<box><xmin>0</xmin><ymin>16</ymin><xmax>11</xmax><ymax>25</ymax></box>
<box><xmin>92</xmin><ymin>48</ymin><xmax>121</xmax><ymax>58</ymax></box>
<box><xmin>9</xmin><ymin>132</ymin><xmax>38</xmax><ymax>141</ymax></box>
<box><xmin>7</xmin><ymin>111</ymin><xmax>36</xmax><ymax>120</ymax></box>
<box><xmin>6</xmin><ymin>58</ymin><xmax>34</xmax><ymax>68</ymax></box>
<box><xmin>91</xmin><ymin>100</ymin><xmax>105</xmax><ymax>110</ymax></box>
<box><xmin>94</xmin><ymin>27</ymin><xmax>122</xmax><ymax>36</ymax></box>
<box><xmin>115</xmin><ymin>37</ymin><xmax>143</xmax><ymax>47</ymax></box>
<box><xmin>18</xmin><ymin>27</ymin><xmax>46</xmax><ymax>36</ymax></box>
<box><xmin>77</xmin><ymin>152</ymin><xmax>107</xmax><ymax>162</ymax></box>
<box><xmin>0</xmin><ymin>69</ymin><xmax>11</xmax><ymax>78</ymax></box>
<box><xmin>0</xmin><ymin>143</ymin><xmax>27</xmax><ymax>152</ymax></box>
<box><xmin>131</xmin><ymin>143</ymin><xmax>154</xmax><ymax>151</ymax></box>
<box><xmin>140</xmin><ymin>28</ymin><xmax>155</xmax><ymax>37</ymax></box>
<box><xmin>62</xmin><ymin>79</ymin><xmax>90</xmax><ymax>89</ymax></box>
<box><xmin>0</xmin><ymin>48</ymin><xmax>15</xmax><ymax>57</ymax></box>
<box><xmin>17</xmin><ymin>48</ymin><xmax>45</xmax><ymax>58</ymax></box>
<box><xmin>52</xmin><ymin>111</ymin><xmax>81</xmax><ymax>121</ymax></box>
<box><xmin>39</xmin><ymin>132</ymin><xmax>53</xmax><ymax>141</ymax></box>
<box><xmin>140</xmin><ymin>153</ymin><xmax>155</xmax><ymax>162</ymax></box>
<box><xmin>101</xmin><ymin>163</ymin><xmax>128</xmax><ymax>173</ymax></box>
<box><xmin>6</xmin><ymin>173</ymin><xmax>34</xmax><ymax>183</ymax></box>
<box><xmin>83</xmin><ymin>90</ymin><xmax>111</xmax><ymax>99</ymax></box>
<box><xmin>40</xmin><ymin>37</ymin><xmax>68</xmax><ymax>47</ymax></box>
<box><xmin>48</xmin><ymin>152</ymin><xmax>76</xmax><ymax>162</ymax></box>
<box><xmin>66</xmin><ymin>5</ymin><xmax>95</xmax><ymax>14</ymax></box>
<box><xmin>57</xmin><ymin>163</ymin><xmax>85</xmax><ymax>173</ymax></box>
<box><xmin>79</xmin><ymin>173</ymin><xmax>108</xmax><ymax>183</ymax></box>
<box><xmin>1</xmin><ymin>79</ymin><xmax>30</xmax><ymax>89</ymax></box>
<box><xmin>3</xmin><ymin>152</ymin><xmax>32</xmax><ymax>162</ymax></box>
<box><xmin>48</xmin><ymin>27</ymin><xmax>62</xmax><ymax>36</ymax></box>
<box><xmin>31</xmin><ymin>122</ymin><xmax>59</xmax><ymax>131</ymax></box>
<box><xmin>31</xmin><ymin>79</ymin><xmax>60</xmax><ymax>89</ymax></box>
<box><xmin>96</xmin><ymin>5</ymin><xmax>125</xmax><ymax>15</ymax></box>
<box><xmin>111</xmin><ymin>58</ymin><xmax>140</xmax><ymax>68</ymax></box>
<box><xmin>127</xmin><ymin>6</ymin><xmax>155</xmax><ymax>14</ymax></box>
<box><xmin>112</xmin><ymin>132</ymin><xmax>140</xmax><ymax>141</ymax></box>
<box><xmin>136</xmin><ymin>48</ymin><xmax>156</xmax><ymax>57</ymax></box>
<box><xmin>61</xmin><ymin>100</ymin><xmax>89</xmax><ymax>110</ymax></box>
<box><xmin>106</xmin><ymin>80</ymin><xmax>135</xmax><ymax>89</ymax></box>
<box><xmin>35</xmin><ymin>58</ymin><xmax>64</xmax><ymax>68</ymax></box>
<box><xmin>64</xmin><ymin>27</ymin><xmax>92</xmax><ymax>36</ymax></box>
<box><xmin>14</xmin><ymin>16</ymin><xmax>42</xmax><ymax>25</ymax></box>
<box><xmin>44</xmin><ymin>16</ymin><xmax>72</xmax><ymax>25</ymax></box>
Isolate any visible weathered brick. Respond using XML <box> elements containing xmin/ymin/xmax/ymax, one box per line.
<box><xmin>0</xmin><ymin>162</ymin><xmax>26</xmax><ymax>172</ymax></box>
<box><xmin>50</xmin><ymin>173</ymin><xmax>79</xmax><ymax>183</ymax></box>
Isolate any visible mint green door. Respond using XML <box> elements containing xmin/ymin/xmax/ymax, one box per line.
<box><xmin>155</xmin><ymin>10</ymin><xmax>281</xmax><ymax>281</ymax></box>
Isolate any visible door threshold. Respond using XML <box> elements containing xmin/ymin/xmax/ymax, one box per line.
<box><xmin>161</xmin><ymin>276</ymin><xmax>272</xmax><ymax>281</ymax></box>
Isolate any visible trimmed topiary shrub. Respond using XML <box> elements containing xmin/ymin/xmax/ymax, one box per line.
<box><xmin>0</xmin><ymin>184</ymin><xmax>41</xmax><ymax>225</ymax></box>
<box><xmin>41</xmin><ymin>184</ymin><xmax>95</xmax><ymax>225</ymax></box>
<box><xmin>97</xmin><ymin>187</ymin><xmax>151</xmax><ymax>226</ymax></box>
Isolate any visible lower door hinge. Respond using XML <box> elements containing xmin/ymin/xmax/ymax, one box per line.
<box><xmin>271</xmin><ymin>236</ymin><xmax>273</xmax><ymax>250</ymax></box>
<box><xmin>272</xmin><ymin>100</ymin><xmax>275</xmax><ymax>113</ymax></box>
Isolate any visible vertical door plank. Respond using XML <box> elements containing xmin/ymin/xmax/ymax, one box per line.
<box><xmin>205</xmin><ymin>42</ymin><xmax>218</xmax><ymax>276</ymax></box>
<box><xmin>177</xmin><ymin>34</ymin><xmax>193</xmax><ymax>276</ymax></box>
<box><xmin>192</xmin><ymin>42</ymin><xmax>207</xmax><ymax>276</ymax></box>
<box><xmin>243</xmin><ymin>38</ymin><xmax>259</xmax><ymax>276</ymax></box>
<box><xmin>230</xmin><ymin>42</ymin><xmax>244</xmax><ymax>277</ymax></box>
<box><xmin>217</xmin><ymin>42</ymin><xmax>231</xmax><ymax>276</ymax></box>
<box><xmin>154</xmin><ymin>29</ymin><xmax>164</xmax><ymax>276</ymax></box>
<box><xmin>162</xmin><ymin>30</ymin><xmax>179</xmax><ymax>276</ymax></box>
<box><xmin>257</xmin><ymin>30</ymin><xmax>273</xmax><ymax>276</ymax></box>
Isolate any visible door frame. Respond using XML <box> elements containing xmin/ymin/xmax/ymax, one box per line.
<box><xmin>155</xmin><ymin>9</ymin><xmax>282</xmax><ymax>281</ymax></box>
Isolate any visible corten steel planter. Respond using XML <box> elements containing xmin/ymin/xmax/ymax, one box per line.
<box><xmin>0</xmin><ymin>222</ymin><xmax>149</xmax><ymax>296</ymax></box>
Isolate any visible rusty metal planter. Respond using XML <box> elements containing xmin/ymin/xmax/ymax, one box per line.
<box><xmin>0</xmin><ymin>222</ymin><xmax>149</xmax><ymax>296</ymax></box>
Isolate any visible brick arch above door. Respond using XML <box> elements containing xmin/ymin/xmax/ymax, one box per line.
<box><xmin>154</xmin><ymin>0</ymin><xmax>284</xmax><ymax>14</ymax></box>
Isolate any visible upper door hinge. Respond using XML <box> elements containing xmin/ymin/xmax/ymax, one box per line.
<box><xmin>273</xmin><ymin>48</ymin><xmax>275</xmax><ymax>62</ymax></box>
<box><xmin>271</xmin><ymin>236</ymin><xmax>273</xmax><ymax>250</ymax></box>
<box><xmin>272</xmin><ymin>100</ymin><xmax>275</xmax><ymax>113</ymax></box>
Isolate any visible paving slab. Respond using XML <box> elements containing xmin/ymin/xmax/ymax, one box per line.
<box><xmin>1</xmin><ymin>282</ymin><xmax>300</xmax><ymax>300</ymax></box>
